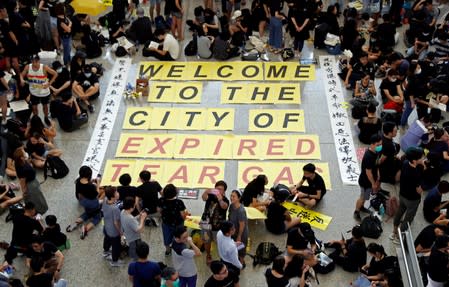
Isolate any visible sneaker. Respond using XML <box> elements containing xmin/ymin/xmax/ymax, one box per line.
<box><xmin>66</xmin><ymin>223</ymin><xmax>79</xmax><ymax>232</ymax></box>
<box><xmin>389</xmin><ymin>233</ymin><xmax>400</xmax><ymax>243</ymax></box>
<box><xmin>102</xmin><ymin>251</ymin><xmax>112</xmax><ymax>258</ymax></box>
<box><xmin>88</xmin><ymin>104</ymin><xmax>95</xmax><ymax>113</ymax></box>
<box><xmin>44</xmin><ymin>117</ymin><xmax>51</xmax><ymax>126</ymax></box>
<box><xmin>80</xmin><ymin>225</ymin><xmax>87</xmax><ymax>240</ymax></box>
<box><xmin>109</xmin><ymin>260</ymin><xmax>125</xmax><ymax>267</ymax></box>
<box><xmin>104</xmin><ymin>254</ymin><xmax>113</xmax><ymax>261</ymax></box>
<box><xmin>165</xmin><ymin>249</ymin><xmax>171</xmax><ymax>256</ymax></box>
<box><xmin>1</xmin><ymin>119</ymin><xmax>6</xmax><ymax>126</ymax></box>
<box><xmin>353</xmin><ymin>211</ymin><xmax>361</xmax><ymax>220</ymax></box>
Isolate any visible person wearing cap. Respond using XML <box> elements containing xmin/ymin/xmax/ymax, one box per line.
<box><xmin>20</xmin><ymin>54</ymin><xmax>58</xmax><ymax>126</ymax></box>
<box><xmin>49</xmin><ymin>61</ymin><xmax>70</xmax><ymax>97</ymax></box>
<box><xmin>286</xmin><ymin>222</ymin><xmax>318</xmax><ymax>267</ymax></box>
<box><xmin>390</xmin><ymin>147</ymin><xmax>424</xmax><ymax>244</ymax></box>
<box><xmin>72</xmin><ymin>64</ymin><xmax>100</xmax><ymax>113</ymax></box>
<box><xmin>326</xmin><ymin>225</ymin><xmax>367</xmax><ymax>272</ymax></box>
<box><xmin>229</xmin><ymin>10</ymin><xmax>248</xmax><ymax>48</ymax></box>
<box><xmin>290</xmin><ymin>163</ymin><xmax>326</xmax><ymax>209</ymax></box>
<box><xmin>143</xmin><ymin>29</ymin><xmax>180</xmax><ymax>60</ymax></box>
<box><xmin>127</xmin><ymin>7</ymin><xmax>153</xmax><ymax>46</ymax></box>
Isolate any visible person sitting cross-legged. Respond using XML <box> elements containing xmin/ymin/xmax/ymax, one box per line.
<box><xmin>290</xmin><ymin>163</ymin><xmax>326</xmax><ymax>209</ymax></box>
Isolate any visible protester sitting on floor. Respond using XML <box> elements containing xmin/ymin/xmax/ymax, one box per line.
<box><xmin>286</xmin><ymin>222</ymin><xmax>318</xmax><ymax>267</ymax></box>
<box><xmin>26</xmin><ymin>235</ymin><xmax>64</xmax><ymax>277</ymax></box>
<box><xmin>26</xmin><ymin>132</ymin><xmax>62</xmax><ymax>169</ymax></box>
<box><xmin>66</xmin><ymin>166</ymin><xmax>101</xmax><ymax>240</ymax></box>
<box><xmin>26</xmin><ymin>257</ymin><xmax>67</xmax><ymax>287</ymax></box>
<box><xmin>117</xmin><ymin>173</ymin><xmax>139</xmax><ymax>205</ymax></box>
<box><xmin>53</xmin><ymin>91</ymin><xmax>88</xmax><ymax>132</ymax></box>
<box><xmin>137</xmin><ymin>170</ymin><xmax>162</xmax><ymax>227</ymax></box>
<box><xmin>423</xmin><ymin>180</ymin><xmax>449</xmax><ymax>223</ymax></box>
<box><xmin>290</xmin><ymin>163</ymin><xmax>326</xmax><ymax>209</ymax></box>
<box><xmin>3</xmin><ymin>202</ymin><xmax>43</xmax><ymax>266</ymax></box>
<box><xmin>426</xmin><ymin>235</ymin><xmax>449</xmax><ymax>287</ymax></box>
<box><xmin>70</xmin><ymin>50</ymin><xmax>86</xmax><ymax>81</ymax></box>
<box><xmin>72</xmin><ymin>64</ymin><xmax>100</xmax><ymax>113</ymax></box>
<box><xmin>265</xmin><ymin>255</ymin><xmax>290</xmax><ymax>287</ymax></box>
<box><xmin>202</xmin><ymin>8</ymin><xmax>220</xmax><ymax>37</ymax></box>
<box><xmin>283</xmin><ymin>254</ymin><xmax>311</xmax><ymax>287</ymax></box>
<box><xmin>427</xmin><ymin>128</ymin><xmax>449</xmax><ymax>174</ymax></box>
<box><xmin>351</xmin><ymin>73</ymin><xmax>378</xmax><ymax>110</ymax></box>
<box><xmin>204</xmin><ymin>260</ymin><xmax>240</xmax><ymax>287</ymax></box>
<box><xmin>241</xmin><ymin>174</ymin><xmax>269</xmax><ymax>212</ymax></box>
<box><xmin>380</xmin><ymin>69</ymin><xmax>404</xmax><ymax>114</ymax></box>
<box><xmin>197</xmin><ymin>35</ymin><xmax>214</xmax><ymax>59</ymax></box>
<box><xmin>25</xmin><ymin>115</ymin><xmax>57</xmax><ymax>144</ymax></box>
<box><xmin>42</xmin><ymin>215</ymin><xmax>68</xmax><ymax>250</ymax></box>
<box><xmin>325</xmin><ymin>225</ymin><xmax>367</xmax><ymax>272</ymax></box>
<box><xmin>361</xmin><ymin>243</ymin><xmax>392</xmax><ymax>282</ymax></box>
<box><xmin>126</xmin><ymin>7</ymin><xmax>153</xmax><ymax>46</ymax></box>
<box><xmin>265</xmin><ymin>186</ymin><xmax>301</xmax><ymax>235</ymax></box>
<box><xmin>142</xmin><ymin>29</ymin><xmax>180</xmax><ymax>60</ymax></box>
<box><xmin>343</xmin><ymin>52</ymin><xmax>376</xmax><ymax>89</ymax></box>
<box><xmin>357</xmin><ymin>103</ymin><xmax>382</xmax><ymax>145</ymax></box>
<box><xmin>0</xmin><ymin>184</ymin><xmax>23</xmax><ymax>214</ymax></box>
<box><xmin>415</xmin><ymin>224</ymin><xmax>447</xmax><ymax>254</ymax></box>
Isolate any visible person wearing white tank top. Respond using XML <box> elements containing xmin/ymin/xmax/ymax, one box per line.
<box><xmin>20</xmin><ymin>55</ymin><xmax>58</xmax><ymax>126</ymax></box>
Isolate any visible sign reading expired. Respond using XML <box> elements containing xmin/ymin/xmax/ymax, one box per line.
<box><xmin>101</xmin><ymin>160</ymin><xmax>330</xmax><ymax>189</ymax></box>
<box><xmin>138</xmin><ymin>61</ymin><xmax>315</xmax><ymax>81</ymax></box>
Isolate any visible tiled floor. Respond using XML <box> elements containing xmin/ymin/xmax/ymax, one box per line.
<box><xmin>1</xmin><ymin>1</ymin><xmax>449</xmax><ymax>286</ymax></box>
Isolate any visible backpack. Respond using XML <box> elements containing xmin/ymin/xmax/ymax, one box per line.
<box><xmin>115</xmin><ymin>46</ymin><xmax>128</xmax><ymax>57</ymax></box>
<box><xmin>370</xmin><ymin>193</ymin><xmax>386</xmax><ymax>211</ymax></box>
<box><xmin>385</xmin><ymin>196</ymin><xmax>399</xmax><ymax>217</ymax></box>
<box><xmin>270</xmin><ymin>183</ymin><xmax>291</xmax><ymax>202</ymax></box>
<box><xmin>90</xmin><ymin>62</ymin><xmax>104</xmax><ymax>77</ymax></box>
<box><xmin>44</xmin><ymin>157</ymin><xmax>69</xmax><ymax>180</ymax></box>
<box><xmin>250</xmin><ymin>242</ymin><xmax>282</xmax><ymax>266</ymax></box>
<box><xmin>360</xmin><ymin>214</ymin><xmax>383</xmax><ymax>239</ymax></box>
<box><xmin>82</xmin><ymin>31</ymin><xmax>102</xmax><ymax>59</ymax></box>
<box><xmin>314</xmin><ymin>251</ymin><xmax>336</xmax><ymax>274</ymax></box>
<box><xmin>184</xmin><ymin>33</ymin><xmax>198</xmax><ymax>56</ymax></box>
<box><xmin>213</xmin><ymin>37</ymin><xmax>231</xmax><ymax>60</ymax></box>
<box><xmin>6</xmin><ymin>119</ymin><xmax>26</xmax><ymax>140</ymax></box>
<box><xmin>5</xmin><ymin>203</ymin><xmax>24</xmax><ymax>223</ymax></box>
<box><xmin>281</xmin><ymin>48</ymin><xmax>295</xmax><ymax>61</ymax></box>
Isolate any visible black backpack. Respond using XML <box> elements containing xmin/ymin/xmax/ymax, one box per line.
<box><xmin>155</xmin><ymin>15</ymin><xmax>168</xmax><ymax>30</ymax></box>
<box><xmin>314</xmin><ymin>252</ymin><xmax>336</xmax><ymax>274</ymax></box>
<box><xmin>184</xmin><ymin>33</ymin><xmax>198</xmax><ymax>56</ymax></box>
<box><xmin>360</xmin><ymin>214</ymin><xmax>383</xmax><ymax>239</ymax></box>
<box><xmin>115</xmin><ymin>46</ymin><xmax>128</xmax><ymax>57</ymax></box>
<box><xmin>44</xmin><ymin>157</ymin><xmax>69</xmax><ymax>180</ymax></box>
<box><xmin>250</xmin><ymin>242</ymin><xmax>282</xmax><ymax>266</ymax></box>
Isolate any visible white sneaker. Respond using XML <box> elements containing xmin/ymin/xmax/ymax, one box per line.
<box><xmin>389</xmin><ymin>233</ymin><xmax>400</xmax><ymax>244</ymax></box>
<box><xmin>110</xmin><ymin>260</ymin><xmax>125</xmax><ymax>267</ymax></box>
<box><xmin>102</xmin><ymin>251</ymin><xmax>111</xmax><ymax>257</ymax></box>
<box><xmin>104</xmin><ymin>254</ymin><xmax>113</xmax><ymax>261</ymax></box>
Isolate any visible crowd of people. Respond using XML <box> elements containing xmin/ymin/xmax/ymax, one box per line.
<box><xmin>0</xmin><ymin>0</ymin><xmax>448</xmax><ymax>286</ymax></box>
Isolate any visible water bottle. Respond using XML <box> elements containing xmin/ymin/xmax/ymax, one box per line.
<box><xmin>379</xmin><ymin>203</ymin><xmax>385</xmax><ymax>217</ymax></box>
<box><xmin>246</xmin><ymin>237</ymin><xmax>251</xmax><ymax>253</ymax></box>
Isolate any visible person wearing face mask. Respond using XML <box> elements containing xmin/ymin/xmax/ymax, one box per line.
<box><xmin>50</xmin><ymin>61</ymin><xmax>70</xmax><ymax>97</ymax></box>
<box><xmin>71</xmin><ymin>64</ymin><xmax>100</xmax><ymax>113</ymax></box>
<box><xmin>380</xmin><ymin>69</ymin><xmax>404</xmax><ymax>114</ymax></box>
<box><xmin>290</xmin><ymin>163</ymin><xmax>326</xmax><ymax>209</ymax></box>
<box><xmin>354</xmin><ymin>134</ymin><xmax>382</xmax><ymax>221</ymax></box>
<box><xmin>13</xmin><ymin>147</ymin><xmax>48</xmax><ymax>215</ymax></box>
<box><xmin>390</xmin><ymin>147</ymin><xmax>425</xmax><ymax>244</ymax></box>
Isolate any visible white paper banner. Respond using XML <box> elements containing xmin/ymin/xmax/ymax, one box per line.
<box><xmin>82</xmin><ymin>58</ymin><xmax>132</xmax><ymax>175</ymax></box>
<box><xmin>320</xmin><ymin>56</ymin><xmax>360</xmax><ymax>185</ymax></box>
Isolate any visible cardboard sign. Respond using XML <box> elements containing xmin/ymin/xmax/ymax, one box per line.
<box><xmin>221</xmin><ymin>83</ymin><xmax>300</xmax><ymax>104</ymax></box>
<box><xmin>282</xmin><ymin>201</ymin><xmax>332</xmax><ymax>230</ymax></box>
<box><xmin>248</xmin><ymin>109</ymin><xmax>305</xmax><ymax>132</ymax></box>
<box><xmin>138</xmin><ymin>62</ymin><xmax>315</xmax><ymax>81</ymax></box>
<box><xmin>148</xmin><ymin>82</ymin><xmax>203</xmax><ymax>103</ymax></box>
<box><xmin>237</xmin><ymin>161</ymin><xmax>331</xmax><ymax>189</ymax></box>
<box><xmin>122</xmin><ymin>107</ymin><xmax>234</xmax><ymax>130</ymax></box>
<box><xmin>116</xmin><ymin>133</ymin><xmax>321</xmax><ymax>160</ymax></box>
<box><xmin>102</xmin><ymin>160</ymin><xmax>225</xmax><ymax>188</ymax></box>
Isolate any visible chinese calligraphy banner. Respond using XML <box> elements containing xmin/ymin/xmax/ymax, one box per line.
<box><xmin>148</xmin><ymin>82</ymin><xmax>203</xmax><ymax>103</ymax></box>
<box><xmin>320</xmin><ymin>56</ymin><xmax>360</xmax><ymax>185</ymax></box>
<box><xmin>138</xmin><ymin>61</ymin><xmax>315</xmax><ymax>81</ymax></box>
<box><xmin>82</xmin><ymin>58</ymin><xmax>132</xmax><ymax>175</ymax></box>
<box><xmin>237</xmin><ymin>161</ymin><xmax>331</xmax><ymax>189</ymax></box>
<box><xmin>282</xmin><ymin>201</ymin><xmax>332</xmax><ymax>230</ymax></box>
<box><xmin>221</xmin><ymin>83</ymin><xmax>300</xmax><ymax>104</ymax></box>
<box><xmin>102</xmin><ymin>159</ymin><xmax>225</xmax><ymax>188</ymax></box>
<box><xmin>115</xmin><ymin>133</ymin><xmax>321</xmax><ymax>159</ymax></box>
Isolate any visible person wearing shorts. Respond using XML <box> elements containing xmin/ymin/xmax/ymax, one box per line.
<box><xmin>355</xmin><ymin>134</ymin><xmax>382</xmax><ymax>220</ymax></box>
<box><xmin>171</xmin><ymin>0</ymin><xmax>183</xmax><ymax>40</ymax></box>
<box><xmin>149</xmin><ymin>0</ymin><xmax>161</xmax><ymax>22</ymax></box>
<box><xmin>20</xmin><ymin>54</ymin><xmax>58</xmax><ymax>126</ymax></box>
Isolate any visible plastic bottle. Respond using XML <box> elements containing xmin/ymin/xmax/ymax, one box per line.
<box><xmin>246</xmin><ymin>237</ymin><xmax>251</xmax><ymax>253</ymax></box>
<box><xmin>379</xmin><ymin>203</ymin><xmax>385</xmax><ymax>217</ymax></box>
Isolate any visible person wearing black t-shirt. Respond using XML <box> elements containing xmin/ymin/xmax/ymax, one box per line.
<box><xmin>327</xmin><ymin>225</ymin><xmax>367</xmax><ymax>272</ymax></box>
<box><xmin>204</xmin><ymin>261</ymin><xmax>240</xmax><ymax>287</ymax></box>
<box><xmin>427</xmin><ymin>128</ymin><xmax>449</xmax><ymax>174</ymax></box>
<box><xmin>391</xmin><ymin>147</ymin><xmax>424</xmax><ymax>243</ymax></box>
<box><xmin>0</xmin><ymin>69</ymin><xmax>9</xmax><ymax>126</ymax></box>
<box><xmin>50</xmin><ymin>61</ymin><xmax>71</xmax><ymax>97</ymax></box>
<box><xmin>26</xmin><ymin>236</ymin><xmax>64</xmax><ymax>276</ymax></box>
<box><xmin>361</xmin><ymin>243</ymin><xmax>390</xmax><ymax>281</ymax></box>
<box><xmin>137</xmin><ymin>170</ymin><xmax>162</xmax><ymax>226</ymax></box>
<box><xmin>67</xmin><ymin>166</ymin><xmax>100</xmax><ymax>239</ymax></box>
<box><xmin>380</xmin><ymin>69</ymin><xmax>404</xmax><ymax>113</ymax></box>
<box><xmin>286</xmin><ymin>223</ymin><xmax>318</xmax><ymax>266</ymax></box>
<box><xmin>415</xmin><ymin>224</ymin><xmax>447</xmax><ymax>254</ymax></box>
<box><xmin>265</xmin><ymin>256</ymin><xmax>291</xmax><ymax>287</ymax></box>
<box><xmin>427</xmin><ymin>235</ymin><xmax>449</xmax><ymax>286</ymax></box>
<box><xmin>378</xmin><ymin>122</ymin><xmax>401</xmax><ymax>184</ymax></box>
<box><xmin>26</xmin><ymin>256</ymin><xmax>66</xmax><ymax>287</ymax></box>
<box><xmin>72</xmin><ymin>64</ymin><xmax>100</xmax><ymax>113</ymax></box>
<box><xmin>291</xmin><ymin>163</ymin><xmax>326</xmax><ymax>209</ymax></box>
<box><xmin>4</xmin><ymin>202</ymin><xmax>43</xmax><ymax>265</ymax></box>
<box><xmin>54</xmin><ymin>91</ymin><xmax>88</xmax><ymax>132</ymax></box>
<box><xmin>355</xmin><ymin>134</ymin><xmax>381</xmax><ymax>220</ymax></box>
<box><xmin>265</xmin><ymin>191</ymin><xmax>301</xmax><ymax>235</ymax></box>
<box><xmin>423</xmin><ymin>181</ymin><xmax>449</xmax><ymax>223</ymax></box>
